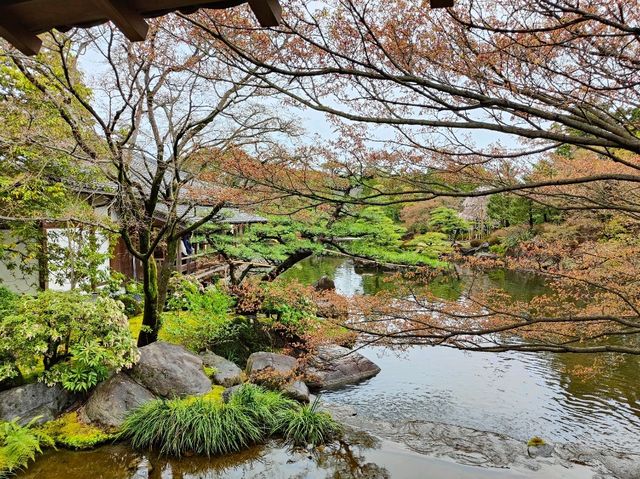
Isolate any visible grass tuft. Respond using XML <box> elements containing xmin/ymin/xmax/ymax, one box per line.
<box><xmin>274</xmin><ymin>397</ymin><xmax>342</xmax><ymax>447</ymax></box>
<box><xmin>119</xmin><ymin>384</ymin><xmax>341</xmax><ymax>458</ymax></box>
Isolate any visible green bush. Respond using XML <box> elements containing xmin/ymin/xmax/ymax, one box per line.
<box><xmin>274</xmin><ymin>397</ymin><xmax>342</xmax><ymax>447</ymax></box>
<box><xmin>0</xmin><ymin>291</ymin><xmax>138</xmax><ymax>392</ymax></box>
<box><xmin>166</xmin><ymin>275</ymin><xmax>234</xmax><ymax>314</ymax></box>
<box><xmin>0</xmin><ymin>418</ymin><xmax>54</xmax><ymax>477</ymax></box>
<box><xmin>0</xmin><ymin>288</ymin><xmax>17</xmax><ymax>319</ymax></box>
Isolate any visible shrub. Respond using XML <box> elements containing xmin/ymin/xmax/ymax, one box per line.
<box><xmin>166</xmin><ymin>275</ymin><xmax>234</xmax><ymax>314</ymax></box>
<box><xmin>0</xmin><ymin>418</ymin><xmax>54</xmax><ymax>477</ymax></box>
<box><xmin>274</xmin><ymin>397</ymin><xmax>342</xmax><ymax>447</ymax></box>
<box><xmin>0</xmin><ymin>291</ymin><xmax>138</xmax><ymax>392</ymax></box>
<box><xmin>39</xmin><ymin>412</ymin><xmax>113</xmax><ymax>449</ymax></box>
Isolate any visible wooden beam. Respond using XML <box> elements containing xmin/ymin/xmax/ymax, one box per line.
<box><xmin>430</xmin><ymin>0</ymin><xmax>454</xmax><ymax>7</ymax></box>
<box><xmin>90</xmin><ymin>0</ymin><xmax>149</xmax><ymax>42</ymax></box>
<box><xmin>248</xmin><ymin>0</ymin><xmax>282</xmax><ymax>27</ymax></box>
<box><xmin>0</xmin><ymin>18</ymin><xmax>42</xmax><ymax>55</ymax></box>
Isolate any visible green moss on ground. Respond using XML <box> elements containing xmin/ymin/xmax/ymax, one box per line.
<box><xmin>40</xmin><ymin>412</ymin><xmax>114</xmax><ymax>450</ymax></box>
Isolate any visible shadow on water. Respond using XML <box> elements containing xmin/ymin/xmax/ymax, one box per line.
<box><xmin>287</xmin><ymin>256</ymin><xmax>640</xmax><ymax>453</ymax></box>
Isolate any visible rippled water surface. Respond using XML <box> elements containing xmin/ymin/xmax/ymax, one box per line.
<box><xmin>286</xmin><ymin>256</ymin><xmax>640</xmax><ymax>453</ymax></box>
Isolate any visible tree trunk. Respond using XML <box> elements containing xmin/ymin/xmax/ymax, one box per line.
<box><xmin>37</xmin><ymin>221</ymin><xmax>48</xmax><ymax>291</ymax></box>
<box><xmin>138</xmin><ymin>255</ymin><xmax>160</xmax><ymax>347</ymax></box>
<box><xmin>157</xmin><ymin>236</ymin><xmax>179</xmax><ymax>314</ymax></box>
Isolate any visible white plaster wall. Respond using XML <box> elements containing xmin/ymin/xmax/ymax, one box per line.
<box><xmin>0</xmin><ymin>230</ymin><xmax>39</xmax><ymax>294</ymax></box>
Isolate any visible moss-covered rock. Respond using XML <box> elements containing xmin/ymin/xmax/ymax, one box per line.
<box><xmin>40</xmin><ymin>412</ymin><xmax>113</xmax><ymax>450</ymax></box>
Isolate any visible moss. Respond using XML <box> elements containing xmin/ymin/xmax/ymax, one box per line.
<box><xmin>527</xmin><ymin>436</ymin><xmax>546</xmax><ymax>447</ymax></box>
<box><xmin>184</xmin><ymin>385</ymin><xmax>226</xmax><ymax>405</ymax></box>
<box><xmin>203</xmin><ymin>366</ymin><xmax>218</xmax><ymax>379</ymax></box>
<box><xmin>40</xmin><ymin>412</ymin><xmax>114</xmax><ymax>450</ymax></box>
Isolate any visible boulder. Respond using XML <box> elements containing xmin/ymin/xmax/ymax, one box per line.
<box><xmin>246</xmin><ymin>352</ymin><xmax>298</xmax><ymax>379</ymax></box>
<box><xmin>0</xmin><ymin>382</ymin><xmax>76</xmax><ymax>424</ymax></box>
<box><xmin>313</xmin><ymin>276</ymin><xmax>336</xmax><ymax>291</ymax></box>
<box><xmin>129</xmin><ymin>342</ymin><xmax>211</xmax><ymax>398</ymax></box>
<box><xmin>304</xmin><ymin>345</ymin><xmax>381</xmax><ymax>389</ymax></box>
<box><xmin>83</xmin><ymin>373</ymin><xmax>155</xmax><ymax>428</ymax></box>
<box><xmin>200</xmin><ymin>351</ymin><xmax>243</xmax><ymax>388</ymax></box>
<box><xmin>282</xmin><ymin>380</ymin><xmax>310</xmax><ymax>403</ymax></box>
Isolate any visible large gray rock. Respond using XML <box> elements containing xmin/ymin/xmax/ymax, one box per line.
<box><xmin>304</xmin><ymin>345</ymin><xmax>381</xmax><ymax>389</ymax></box>
<box><xmin>200</xmin><ymin>351</ymin><xmax>243</xmax><ymax>387</ymax></box>
<box><xmin>83</xmin><ymin>373</ymin><xmax>155</xmax><ymax>428</ymax></box>
<box><xmin>282</xmin><ymin>380</ymin><xmax>310</xmax><ymax>403</ymax></box>
<box><xmin>246</xmin><ymin>352</ymin><xmax>298</xmax><ymax>379</ymax></box>
<box><xmin>0</xmin><ymin>382</ymin><xmax>76</xmax><ymax>424</ymax></box>
<box><xmin>129</xmin><ymin>342</ymin><xmax>211</xmax><ymax>398</ymax></box>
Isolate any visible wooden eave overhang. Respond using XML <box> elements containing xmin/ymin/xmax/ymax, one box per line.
<box><xmin>0</xmin><ymin>0</ymin><xmax>453</xmax><ymax>56</ymax></box>
<box><xmin>0</xmin><ymin>0</ymin><xmax>282</xmax><ymax>55</ymax></box>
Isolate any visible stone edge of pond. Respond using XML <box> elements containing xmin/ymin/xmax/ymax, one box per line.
<box><xmin>322</xmin><ymin>402</ymin><xmax>640</xmax><ymax>479</ymax></box>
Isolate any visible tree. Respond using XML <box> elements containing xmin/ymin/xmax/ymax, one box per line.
<box><xmin>181</xmin><ymin>1</ymin><xmax>640</xmax><ymax>354</ymax></box>
<box><xmin>0</xmin><ymin>52</ymin><xmax>107</xmax><ymax>291</ymax></box>
<box><xmin>427</xmin><ymin>207</ymin><xmax>469</xmax><ymax>240</ymax></box>
<box><xmin>4</xmin><ymin>21</ymin><xmax>292</xmax><ymax>346</ymax></box>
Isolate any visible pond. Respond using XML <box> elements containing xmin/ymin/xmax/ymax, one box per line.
<box><xmin>285</xmin><ymin>256</ymin><xmax>640</xmax><ymax>454</ymax></box>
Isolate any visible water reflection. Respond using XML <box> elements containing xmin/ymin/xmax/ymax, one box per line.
<box><xmin>21</xmin><ymin>431</ymin><xmax>533</xmax><ymax>479</ymax></box>
<box><xmin>287</xmin><ymin>256</ymin><xmax>640</xmax><ymax>453</ymax></box>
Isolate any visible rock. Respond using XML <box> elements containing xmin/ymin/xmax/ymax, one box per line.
<box><xmin>222</xmin><ymin>384</ymin><xmax>244</xmax><ymax>403</ymax></box>
<box><xmin>246</xmin><ymin>352</ymin><xmax>298</xmax><ymax>379</ymax></box>
<box><xmin>282</xmin><ymin>380</ymin><xmax>310</xmax><ymax>403</ymax></box>
<box><xmin>313</xmin><ymin>276</ymin><xmax>335</xmax><ymax>291</ymax></box>
<box><xmin>83</xmin><ymin>373</ymin><xmax>156</xmax><ymax>428</ymax></box>
<box><xmin>200</xmin><ymin>351</ymin><xmax>243</xmax><ymax>388</ymax></box>
<box><xmin>0</xmin><ymin>382</ymin><xmax>76</xmax><ymax>424</ymax></box>
<box><xmin>527</xmin><ymin>443</ymin><xmax>555</xmax><ymax>458</ymax></box>
<box><xmin>304</xmin><ymin>345</ymin><xmax>381</xmax><ymax>389</ymax></box>
<box><xmin>129</xmin><ymin>342</ymin><xmax>211</xmax><ymax>398</ymax></box>
<box><xmin>314</xmin><ymin>297</ymin><xmax>349</xmax><ymax>320</ymax></box>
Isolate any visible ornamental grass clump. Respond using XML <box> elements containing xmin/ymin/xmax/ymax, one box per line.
<box><xmin>119</xmin><ymin>384</ymin><xmax>341</xmax><ymax>457</ymax></box>
<box><xmin>274</xmin><ymin>397</ymin><xmax>342</xmax><ymax>447</ymax></box>
<box><xmin>228</xmin><ymin>383</ymin><xmax>297</xmax><ymax>433</ymax></box>
<box><xmin>119</xmin><ymin>396</ymin><xmax>263</xmax><ymax>457</ymax></box>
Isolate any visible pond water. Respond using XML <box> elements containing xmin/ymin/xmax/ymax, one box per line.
<box><xmin>285</xmin><ymin>256</ymin><xmax>640</xmax><ymax>454</ymax></box>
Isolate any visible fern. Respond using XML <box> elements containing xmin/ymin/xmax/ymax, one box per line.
<box><xmin>0</xmin><ymin>418</ymin><xmax>54</xmax><ymax>477</ymax></box>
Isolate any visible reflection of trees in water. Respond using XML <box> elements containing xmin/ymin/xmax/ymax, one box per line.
<box><xmin>314</xmin><ymin>431</ymin><xmax>390</xmax><ymax>479</ymax></box>
<box><xmin>547</xmin><ymin>351</ymin><xmax>640</xmax><ymax>420</ymax></box>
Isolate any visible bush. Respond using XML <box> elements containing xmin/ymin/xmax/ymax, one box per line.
<box><xmin>0</xmin><ymin>418</ymin><xmax>54</xmax><ymax>477</ymax></box>
<box><xmin>0</xmin><ymin>291</ymin><xmax>138</xmax><ymax>392</ymax></box>
<box><xmin>274</xmin><ymin>397</ymin><xmax>342</xmax><ymax>447</ymax></box>
<box><xmin>166</xmin><ymin>275</ymin><xmax>234</xmax><ymax>314</ymax></box>
<box><xmin>40</xmin><ymin>412</ymin><xmax>113</xmax><ymax>449</ymax></box>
